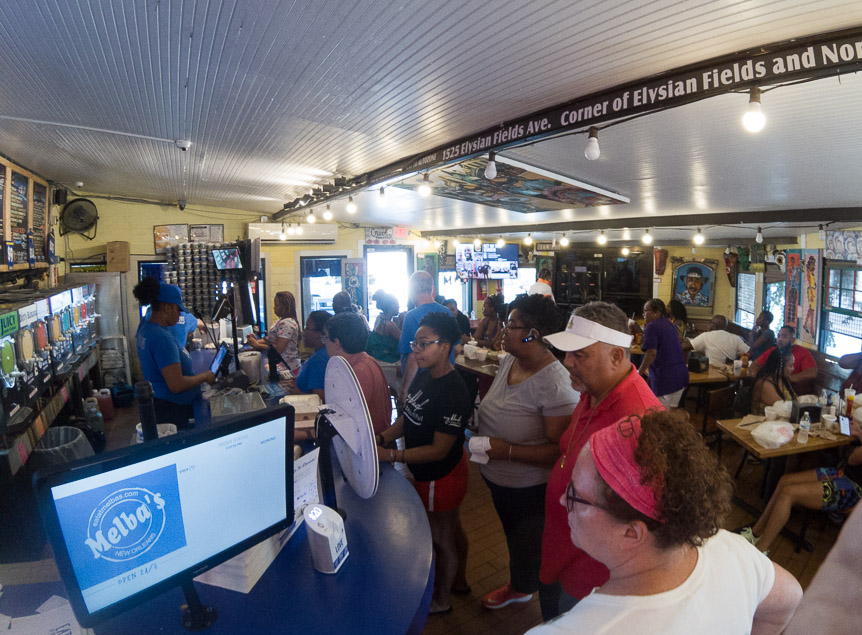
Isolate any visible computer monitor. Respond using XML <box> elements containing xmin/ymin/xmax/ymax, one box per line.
<box><xmin>211</xmin><ymin>247</ymin><xmax>242</xmax><ymax>270</ymax></box>
<box><xmin>34</xmin><ymin>403</ymin><xmax>295</xmax><ymax>629</ymax></box>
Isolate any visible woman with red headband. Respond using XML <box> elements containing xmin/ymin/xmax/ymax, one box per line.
<box><xmin>527</xmin><ymin>410</ymin><xmax>801</xmax><ymax>634</ymax></box>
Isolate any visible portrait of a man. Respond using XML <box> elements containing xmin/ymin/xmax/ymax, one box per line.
<box><xmin>674</xmin><ymin>263</ymin><xmax>715</xmax><ymax>307</ymax></box>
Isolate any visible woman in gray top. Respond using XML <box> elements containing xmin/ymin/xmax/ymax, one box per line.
<box><xmin>477</xmin><ymin>294</ymin><xmax>580</xmax><ymax>610</ymax></box>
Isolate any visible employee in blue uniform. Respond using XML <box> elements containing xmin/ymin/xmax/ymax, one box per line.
<box><xmin>133</xmin><ymin>277</ymin><xmax>215</xmax><ymax>428</ymax></box>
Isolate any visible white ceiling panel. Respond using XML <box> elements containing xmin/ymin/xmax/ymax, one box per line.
<box><xmin>0</xmin><ymin>0</ymin><xmax>860</xmax><ymax>245</ymax></box>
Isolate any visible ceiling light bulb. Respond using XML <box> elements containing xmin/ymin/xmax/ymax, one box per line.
<box><xmin>418</xmin><ymin>173</ymin><xmax>432</xmax><ymax>197</ymax></box>
<box><xmin>818</xmin><ymin>224</ymin><xmax>825</xmax><ymax>240</ymax></box>
<box><xmin>596</xmin><ymin>231</ymin><xmax>607</xmax><ymax>246</ymax></box>
<box><xmin>496</xmin><ymin>237</ymin><xmax>505</xmax><ymax>248</ymax></box>
<box><xmin>433</xmin><ymin>239</ymin><xmax>441</xmax><ymax>249</ymax></box>
<box><xmin>755</xmin><ymin>227</ymin><xmax>763</xmax><ymax>244</ymax></box>
<box><xmin>287</xmin><ymin>224</ymin><xmax>296</xmax><ymax>236</ymax></box>
<box><xmin>306</xmin><ymin>209</ymin><xmax>316</xmax><ymax>224</ymax></box>
<box><xmin>524</xmin><ymin>233</ymin><xmax>533</xmax><ymax>246</ymax></box>
<box><xmin>641</xmin><ymin>229</ymin><xmax>653</xmax><ymax>245</ymax></box>
<box><xmin>453</xmin><ymin>239</ymin><xmax>461</xmax><ymax>247</ymax></box>
<box><xmin>473</xmin><ymin>238</ymin><xmax>482</xmax><ymax>249</ymax></box>
<box><xmin>621</xmin><ymin>247</ymin><xmax>630</xmax><ymax>256</ymax></box>
<box><xmin>346</xmin><ymin>196</ymin><xmax>357</xmax><ymax>214</ymax></box>
<box><xmin>296</xmin><ymin>225</ymin><xmax>303</xmax><ymax>235</ymax></box>
<box><xmin>484</xmin><ymin>151</ymin><xmax>497</xmax><ymax>180</ymax></box>
<box><xmin>322</xmin><ymin>204</ymin><xmax>333</xmax><ymax>221</ymax></box>
<box><xmin>560</xmin><ymin>235</ymin><xmax>570</xmax><ymax>247</ymax></box>
<box><xmin>693</xmin><ymin>228</ymin><xmax>705</xmax><ymax>245</ymax></box>
<box><xmin>584</xmin><ymin>126</ymin><xmax>600</xmax><ymax>160</ymax></box>
<box><xmin>622</xmin><ymin>227</ymin><xmax>631</xmax><ymax>241</ymax></box>
<box><xmin>742</xmin><ymin>87</ymin><xmax>766</xmax><ymax>133</ymax></box>
<box><xmin>279</xmin><ymin>223</ymin><xmax>287</xmax><ymax>241</ymax></box>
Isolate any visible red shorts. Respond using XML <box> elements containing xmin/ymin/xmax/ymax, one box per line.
<box><xmin>413</xmin><ymin>453</ymin><xmax>469</xmax><ymax>512</ymax></box>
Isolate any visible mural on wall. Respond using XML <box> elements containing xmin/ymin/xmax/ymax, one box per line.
<box><xmin>825</xmin><ymin>230</ymin><xmax>862</xmax><ymax>261</ymax></box>
<box><xmin>784</xmin><ymin>251</ymin><xmax>802</xmax><ymax>332</ymax></box>
<box><xmin>794</xmin><ymin>250</ymin><xmax>821</xmax><ymax>346</ymax></box>
<box><xmin>671</xmin><ymin>259</ymin><xmax>717</xmax><ymax>309</ymax></box>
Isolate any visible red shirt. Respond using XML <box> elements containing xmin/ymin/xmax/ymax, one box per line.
<box><xmin>540</xmin><ymin>365</ymin><xmax>664</xmax><ymax>599</ymax></box>
<box><xmin>342</xmin><ymin>352</ymin><xmax>392</xmax><ymax>434</ymax></box>
<box><xmin>755</xmin><ymin>345</ymin><xmax>816</xmax><ymax>375</ymax></box>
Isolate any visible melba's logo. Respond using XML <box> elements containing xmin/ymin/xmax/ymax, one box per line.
<box><xmin>85</xmin><ymin>488</ymin><xmax>167</xmax><ymax>562</ymax></box>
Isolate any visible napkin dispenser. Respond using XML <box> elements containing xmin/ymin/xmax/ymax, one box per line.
<box><xmin>688</xmin><ymin>355</ymin><xmax>709</xmax><ymax>373</ymax></box>
<box><xmin>304</xmin><ymin>504</ymin><xmax>349</xmax><ymax>574</ymax></box>
<box><xmin>791</xmin><ymin>402</ymin><xmax>821</xmax><ymax>424</ymax></box>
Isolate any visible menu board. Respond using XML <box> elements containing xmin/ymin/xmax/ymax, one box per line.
<box><xmin>0</xmin><ymin>167</ymin><xmax>5</xmax><ymax>239</ymax></box>
<box><xmin>32</xmin><ymin>182</ymin><xmax>47</xmax><ymax>262</ymax></box>
<box><xmin>10</xmin><ymin>171</ymin><xmax>29</xmax><ymax>265</ymax></box>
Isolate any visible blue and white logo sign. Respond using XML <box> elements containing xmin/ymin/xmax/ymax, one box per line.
<box><xmin>54</xmin><ymin>465</ymin><xmax>187</xmax><ymax>589</ymax></box>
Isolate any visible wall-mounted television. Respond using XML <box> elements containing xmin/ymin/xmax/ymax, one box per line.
<box><xmin>455</xmin><ymin>243</ymin><xmax>519</xmax><ymax>280</ymax></box>
<box><xmin>35</xmin><ymin>404</ymin><xmax>295</xmax><ymax>628</ymax></box>
<box><xmin>212</xmin><ymin>247</ymin><xmax>242</xmax><ymax>270</ymax></box>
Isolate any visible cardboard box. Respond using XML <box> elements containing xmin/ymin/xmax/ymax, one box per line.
<box><xmin>106</xmin><ymin>241</ymin><xmax>130</xmax><ymax>272</ymax></box>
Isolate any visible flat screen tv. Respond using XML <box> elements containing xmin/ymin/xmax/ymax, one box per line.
<box><xmin>34</xmin><ymin>403</ymin><xmax>295</xmax><ymax>629</ymax></box>
<box><xmin>455</xmin><ymin>243</ymin><xmax>519</xmax><ymax>280</ymax></box>
<box><xmin>211</xmin><ymin>247</ymin><xmax>242</xmax><ymax>270</ymax></box>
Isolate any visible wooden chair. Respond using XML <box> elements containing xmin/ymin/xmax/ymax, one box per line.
<box><xmin>703</xmin><ymin>384</ymin><xmax>737</xmax><ymax>456</ymax></box>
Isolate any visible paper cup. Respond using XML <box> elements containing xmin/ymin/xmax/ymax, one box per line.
<box><xmin>821</xmin><ymin>414</ymin><xmax>837</xmax><ymax>432</ymax></box>
<box><xmin>763</xmin><ymin>406</ymin><xmax>779</xmax><ymax>421</ymax></box>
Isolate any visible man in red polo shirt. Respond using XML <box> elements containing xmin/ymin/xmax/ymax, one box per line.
<box><xmin>748</xmin><ymin>325</ymin><xmax>817</xmax><ymax>393</ymax></box>
<box><xmin>538</xmin><ymin>302</ymin><xmax>664</xmax><ymax>621</ymax></box>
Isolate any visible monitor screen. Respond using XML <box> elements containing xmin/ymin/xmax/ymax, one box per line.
<box><xmin>455</xmin><ymin>243</ymin><xmax>519</xmax><ymax>280</ymax></box>
<box><xmin>209</xmin><ymin>342</ymin><xmax>229</xmax><ymax>376</ymax></box>
<box><xmin>211</xmin><ymin>247</ymin><xmax>242</xmax><ymax>270</ymax></box>
<box><xmin>35</xmin><ymin>404</ymin><xmax>295</xmax><ymax>627</ymax></box>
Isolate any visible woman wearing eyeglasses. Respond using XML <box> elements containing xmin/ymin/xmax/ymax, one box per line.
<box><xmin>375</xmin><ymin>311</ymin><xmax>473</xmax><ymax>615</ymax></box>
<box><xmin>476</xmin><ymin>294</ymin><xmax>580</xmax><ymax>610</ymax></box>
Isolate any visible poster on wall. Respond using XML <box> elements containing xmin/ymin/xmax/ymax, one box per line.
<box><xmin>343</xmin><ymin>259</ymin><xmax>368</xmax><ymax>314</ymax></box>
<box><xmin>671</xmin><ymin>260</ymin><xmax>717</xmax><ymax>311</ymax></box>
<box><xmin>417</xmin><ymin>253</ymin><xmax>439</xmax><ymax>281</ymax></box>
<box><xmin>784</xmin><ymin>251</ymin><xmax>802</xmax><ymax>332</ymax></box>
<box><xmin>825</xmin><ymin>230</ymin><xmax>862</xmax><ymax>261</ymax></box>
<box><xmin>796</xmin><ymin>250</ymin><xmax>820</xmax><ymax>346</ymax></box>
<box><xmin>189</xmin><ymin>224</ymin><xmax>223</xmax><ymax>243</ymax></box>
<box><xmin>153</xmin><ymin>224</ymin><xmax>189</xmax><ymax>253</ymax></box>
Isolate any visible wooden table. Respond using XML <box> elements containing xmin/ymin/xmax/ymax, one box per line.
<box><xmin>455</xmin><ymin>354</ymin><xmax>500</xmax><ymax>379</ymax></box>
<box><xmin>717</xmin><ymin>416</ymin><xmax>853</xmax><ymax>551</ymax></box>
<box><xmin>716</xmin><ymin>417</ymin><xmax>852</xmax><ymax>460</ymax></box>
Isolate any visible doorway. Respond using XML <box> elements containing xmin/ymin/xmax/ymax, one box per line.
<box><xmin>365</xmin><ymin>246</ymin><xmax>413</xmax><ymax>326</ymax></box>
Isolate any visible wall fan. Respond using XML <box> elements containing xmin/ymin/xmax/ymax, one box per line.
<box><xmin>59</xmin><ymin>198</ymin><xmax>99</xmax><ymax>239</ymax></box>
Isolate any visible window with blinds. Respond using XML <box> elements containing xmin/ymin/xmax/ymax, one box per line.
<box><xmin>735</xmin><ymin>272</ymin><xmax>756</xmax><ymax>328</ymax></box>
<box><xmin>822</xmin><ymin>263</ymin><xmax>862</xmax><ymax>357</ymax></box>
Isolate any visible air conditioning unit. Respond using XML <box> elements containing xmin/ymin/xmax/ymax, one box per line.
<box><xmin>248</xmin><ymin>223</ymin><xmax>338</xmax><ymax>244</ymax></box>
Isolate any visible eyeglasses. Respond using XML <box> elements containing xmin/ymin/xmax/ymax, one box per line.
<box><xmin>565</xmin><ymin>481</ymin><xmax>606</xmax><ymax>513</ymax></box>
<box><xmin>409</xmin><ymin>339</ymin><xmax>442</xmax><ymax>351</ymax></box>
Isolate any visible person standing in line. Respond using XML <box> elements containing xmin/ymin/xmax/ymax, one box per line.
<box><xmin>538</xmin><ymin>301</ymin><xmax>664</xmax><ymax>621</ymax></box>
<box><xmin>376</xmin><ymin>312</ymin><xmax>473</xmax><ymax>615</ymax></box>
<box><xmin>398</xmin><ymin>271</ymin><xmax>453</xmax><ymax>402</ymax></box>
<box><xmin>529</xmin><ymin>267</ymin><xmax>554</xmax><ymax>300</ymax></box>
<box><xmin>527</xmin><ymin>410</ymin><xmax>801</xmax><ymax>634</ymax></box>
<box><xmin>477</xmin><ymin>295</ymin><xmax>580</xmax><ymax>610</ymax></box>
<box><xmin>638</xmin><ymin>298</ymin><xmax>689</xmax><ymax>408</ymax></box>
<box><xmin>444</xmin><ymin>298</ymin><xmax>472</xmax><ymax>344</ymax></box>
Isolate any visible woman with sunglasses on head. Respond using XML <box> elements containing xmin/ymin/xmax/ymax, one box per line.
<box><xmin>477</xmin><ymin>295</ymin><xmax>580</xmax><ymax>610</ymax></box>
<box><xmin>375</xmin><ymin>311</ymin><xmax>473</xmax><ymax>615</ymax></box>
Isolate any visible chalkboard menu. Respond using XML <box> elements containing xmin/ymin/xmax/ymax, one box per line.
<box><xmin>32</xmin><ymin>182</ymin><xmax>47</xmax><ymax>262</ymax></box>
<box><xmin>10</xmin><ymin>171</ymin><xmax>29</xmax><ymax>265</ymax></box>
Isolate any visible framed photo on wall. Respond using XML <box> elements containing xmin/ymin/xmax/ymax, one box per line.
<box><xmin>153</xmin><ymin>224</ymin><xmax>189</xmax><ymax>253</ymax></box>
<box><xmin>189</xmin><ymin>224</ymin><xmax>224</xmax><ymax>243</ymax></box>
<box><xmin>672</xmin><ymin>260</ymin><xmax>717</xmax><ymax>312</ymax></box>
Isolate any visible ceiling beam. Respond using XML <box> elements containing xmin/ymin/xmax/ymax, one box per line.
<box><xmin>419</xmin><ymin>207</ymin><xmax>862</xmax><ymax>237</ymax></box>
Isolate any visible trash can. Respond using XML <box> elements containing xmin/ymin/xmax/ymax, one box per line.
<box><xmin>30</xmin><ymin>427</ymin><xmax>95</xmax><ymax>471</ymax></box>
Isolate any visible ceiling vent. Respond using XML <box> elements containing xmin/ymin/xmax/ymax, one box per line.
<box><xmin>247</xmin><ymin>223</ymin><xmax>338</xmax><ymax>244</ymax></box>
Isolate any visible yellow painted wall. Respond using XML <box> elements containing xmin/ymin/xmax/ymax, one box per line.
<box><xmin>55</xmin><ymin>196</ymin><xmax>366</xmax><ymax>325</ymax></box>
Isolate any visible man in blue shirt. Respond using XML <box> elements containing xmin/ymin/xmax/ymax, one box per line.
<box><xmin>294</xmin><ymin>310</ymin><xmax>332</xmax><ymax>399</ymax></box>
<box><xmin>398</xmin><ymin>271</ymin><xmax>453</xmax><ymax>401</ymax></box>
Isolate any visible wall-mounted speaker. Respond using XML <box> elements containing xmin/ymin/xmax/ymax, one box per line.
<box><xmin>53</xmin><ymin>189</ymin><xmax>68</xmax><ymax>206</ymax></box>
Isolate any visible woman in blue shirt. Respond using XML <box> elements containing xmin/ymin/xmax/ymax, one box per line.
<box><xmin>133</xmin><ymin>278</ymin><xmax>215</xmax><ymax>428</ymax></box>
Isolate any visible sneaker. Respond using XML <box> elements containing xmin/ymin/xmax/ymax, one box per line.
<box><xmin>739</xmin><ymin>526</ymin><xmax>760</xmax><ymax>546</ymax></box>
<box><xmin>482</xmin><ymin>582</ymin><xmax>533</xmax><ymax>609</ymax></box>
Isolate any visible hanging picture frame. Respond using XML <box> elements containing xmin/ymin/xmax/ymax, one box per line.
<box><xmin>153</xmin><ymin>224</ymin><xmax>189</xmax><ymax>253</ymax></box>
<box><xmin>189</xmin><ymin>224</ymin><xmax>224</xmax><ymax>243</ymax></box>
<box><xmin>671</xmin><ymin>259</ymin><xmax>718</xmax><ymax>315</ymax></box>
